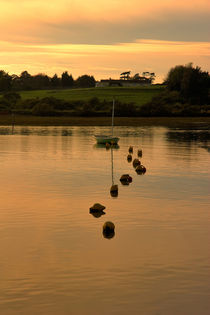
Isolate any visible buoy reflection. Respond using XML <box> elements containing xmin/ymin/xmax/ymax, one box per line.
<box><xmin>89</xmin><ymin>203</ymin><xmax>106</xmax><ymax>218</ymax></box>
<box><xmin>103</xmin><ymin>221</ymin><xmax>115</xmax><ymax>239</ymax></box>
<box><xmin>110</xmin><ymin>184</ymin><xmax>118</xmax><ymax>197</ymax></box>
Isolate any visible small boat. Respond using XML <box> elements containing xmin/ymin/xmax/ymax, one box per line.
<box><xmin>94</xmin><ymin>99</ymin><xmax>119</xmax><ymax>145</ymax></box>
<box><xmin>94</xmin><ymin>135</ymin><xmax>119</xmax><ymax>145</ymax></box>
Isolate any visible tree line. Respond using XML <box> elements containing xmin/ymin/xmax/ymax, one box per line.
<box><xmin>140</xmin><ymin>63</ymin><xmax>210</xmax><ymax>116</ymax></box>
<box><xmin>0</xmin><ymin>70</ymin><xmax>96</xmax><ymax>92</ymax></box>
<box><xmin>0</xmin><ymin>64</ymin><xmax>209</xmax><ymax>116</ymax></box>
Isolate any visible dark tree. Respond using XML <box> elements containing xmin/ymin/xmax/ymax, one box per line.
<box><xmin>20</xmin><ymin>71</ymin><xmax>31</xmax><ymax>79</ymax></box>
<box><xmin>0</xmin><ymin>70</ymin><xmax>12</xmax><ymax>91</ymax></box>
<box><xmin>51</xmin><ymin>74</ymin><xmax>61</xmax><ymax>88</ymax></box>
<box><xmin>165</xmin><ymin>64</ymin><xmax>210</xmax><ymax>104</ymax></box>
<box><xmin>61</xmin><ymin>71</ymin><xmax>74</xmax><ymax>88</ymax></box>
<box><xmin>19</xmin><ymin>71</ymin><xmax>33</xmax><ymax>90</ymax></box>
<box><xmin>142</xmin><ymin>72</ymin><xmax>156</xmax><ymax>83</ymax></box>
<box><xmin>120</xmin><ymin>71</ymin><xmax>131</xmax><ymax>80</ymax></box>
<box><xmin>32</xmin><ymin>74</ymin><xmax>50</xmax><ymax>90</ymax></box>
<box><xmin>76</xmin><ymin>75</ymin><xmax>96</xmax><ymax>88</ymax></box>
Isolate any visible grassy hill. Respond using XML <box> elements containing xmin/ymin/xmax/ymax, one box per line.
<box><xmin>18</xmin><ymin>86</ymin><xmax>164</xmax><ymax>107</ymax></box>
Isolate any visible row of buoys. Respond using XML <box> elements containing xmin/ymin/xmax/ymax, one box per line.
<box><xmin>89</xmin><ymin>203</ymin><xmax>115</xmax><ymax>238</ymax></box>
<box><xmin>129</xmin><ymin>146</ymin><xmax>142</xmax><ymax>156</ymax></box>
<box><xmin>89</xmin><ymin>145</ymin><xmax>146</xmax><ymax>239</ymax></box>
<box><xmin>127</xmin><ymin>146</ymin><xmax>146</xmax><ymax>175</ymax></box>
<box><xmin>120</xmin><ymin>149</ymin><xmax>135</xmax><ymax>187</ymax></box>
<box><xmin>89</xmin><ymin>143</ymin><xmax>117</xmax><ymax>239</ymax></box>
<box><xmin>119</xmin><ymin>146</ymin><xmax>146</xmax><ymax>188</ymax></box>
<box><xmin>90</xmin><ymin>203</ymin><xmax>115</xmax><ymax>239</ymax></box>
<box><xmin>128</xmin><ymin>146</ymin><xmax>142</xmax><ymax>158</ymax></box>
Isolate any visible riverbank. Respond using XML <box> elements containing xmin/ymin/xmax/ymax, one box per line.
<box><xmin>0</xmin><ymin>115</ymin><xmax>210</xmax><ymax>128</ymax></box>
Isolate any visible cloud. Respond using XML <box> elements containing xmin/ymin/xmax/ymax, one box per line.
<box><xmin>2</xmin><ymin>0</ymin><xmax>208</xmax><ymax>22</ymax></box>
<box><xmin>0</xmin><ymin>0</ymin><xmax>210</xmax><ymax>44</ymax></box>
<box><xmin>1</xmin><ymin>39</ymin><xmax>209</xmax><ymax>83</ymax></box>
<box><xmin>0</xmin><ymin>0</ymin><xmax>209</xmax><ymax>81</ymax></box>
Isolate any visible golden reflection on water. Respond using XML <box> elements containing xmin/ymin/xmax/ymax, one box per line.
<box><xmin>0</xmin><ymin>126</ymin><xmax>209</xmax><ymax>315</ymax></box>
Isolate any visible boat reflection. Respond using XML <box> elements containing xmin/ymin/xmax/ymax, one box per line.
<box><xmin>93</xmin><ymin>143</ymin><xmax>119</xmax><ymax>197</ymax></box>
<box><xmin>93</xmin><ymin>143</ymin><xmax>120</xmax><ymax>150</ymax></box>
<box><xmin>110</xmin><ymin>147</ymin><xmax>118</xmax><ymax>197</ymax></box>
<box><xmin>90</xmin><ymin>209</ymin><xmax>106</xmax><ymax>218</ymax></box>
<box><xmin>166</xmin><ymin>130</ymin><xmax>210</xmax><ymax>143</ymax></box>
<box><xmin>200</xmin><ymin>145</ymin><xmax>210</xmax><ymax>153</ymax></box>
<box><xmin>89</xmin><ymin>203</ymin><xmax>106</xmax><ymax>218</ymax></box>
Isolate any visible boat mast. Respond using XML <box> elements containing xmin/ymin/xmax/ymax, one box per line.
<box><xmin>111</xmin><ymin>147</ymin><xmax>114</xmax><ymax>185</ymax></box>
<box><xmin>111</xmin><ymin>98</ymin><xmax>115</xmax><ymax>136</ymax></box>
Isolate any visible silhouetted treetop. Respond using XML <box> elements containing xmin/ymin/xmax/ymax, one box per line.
<box><xmin>0</xmin><ymin>70</ymin><xmax>96</xmax><ymax>91</ymax></box>
<box><xmin>75</xmin><ymin>75</ymin><xmax>96</xmax><ymax>88</ymax></box>
<box><xmin>61</xmin><ymin>71</ymin><xmax>74</xmax><ymax>88</ymax></box>
<box><xmin>165</xmin><ymin>63</ymin><xmax>210</xmax><ymax>104</ymax></box>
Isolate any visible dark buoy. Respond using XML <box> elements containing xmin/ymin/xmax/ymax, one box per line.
<box><xmin>89</xmin><ymin>203</ymin><xmax>106</xmax><ymax>218</ymax></box>
<box><xmin>120</xmin><ymin>174</ymin><xmax>132</xmax><ymax>185</ymax></box>
<box><xmin>120</xmin><ymin>180</ymin><xmax>129</xmax><ymax>186</ymax></box>
<box><xmin>110</xmin><ymin>184</ymin><xmax>118</xmax><ymax>197</ymax></box>
<box><xmin>90</xmin><ymin>203</ymin><xmax>105</xmax><ymax>211</ymax></box>
<box><xmin>120</xmin><ymin>174</ymin><xmax>129</xmax><ymax>181</ymax></box>
<box><xmin>137</xmin><ymin>149</ymin><xmax>142</xmax><ymax>157</ymax></box>
<box><xmin>127</xmin><ymin>154</ymin><xmax>132</xmax><ymax>162</ymax></box>
<box><xmin>128</xmin><ymin>146</ymin><xmax>133</xmax><ymax>153</ymax></box>
<box><xmin>133</xmin><ymin>158</ymin><xmax>141</xmax><ymax>168</ymax></box>
<box><xmin>135</xmin><ymin>165</ymin><xmax>146</xmax><ymax>174</ymax></box>
<box><xmin>90</xmin><ymin>210</ymin><xmax>105</xmax><ymax>218</ymax></box>
<box><xmin>103</xmin><ymin>221</ymin><xmax>115</xmax><ymax>239</ymax></box>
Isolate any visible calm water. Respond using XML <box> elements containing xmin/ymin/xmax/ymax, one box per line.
<box><xmin>0</xmin><ymin>125</ymin><xmax>209</xmax><ymax>315</ymax></box>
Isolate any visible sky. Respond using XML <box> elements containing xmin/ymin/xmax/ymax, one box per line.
<box><xmin>0</xmin><ymin>0</ymin><xmax>210</xmax><ymax>82</ymax></box>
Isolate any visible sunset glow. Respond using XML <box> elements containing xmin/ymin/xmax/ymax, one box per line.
<box><xmin>0</xmin><ymin>0</ymin><xmax>209</xmax><ymax>81</ymax></box>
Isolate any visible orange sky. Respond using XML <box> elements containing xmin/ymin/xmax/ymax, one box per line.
<box><xmin>0</xmin><ymin>0</ymin><xmax>210</xmax><ymax>82</ymax></box>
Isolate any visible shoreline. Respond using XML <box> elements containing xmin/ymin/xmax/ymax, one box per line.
<box><xmin>0</xmin><ymin>115</ymin><xmax>210</xmax><ymax>128</ymax></box>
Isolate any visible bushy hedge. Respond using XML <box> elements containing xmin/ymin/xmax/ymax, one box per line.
<box><xmin>5</xmin><ymin>95</ymin><xmax>139</xmax><ymax>116</ymax></box>
<box><xmin>1</xmin><ymin>89</ymin><xmax>209</xmax><ymax>117</ymax></box>
<box><xmin>139</xmin><ymin>91</ymin><xmax>210</xmax><ymax>116</ymax></box>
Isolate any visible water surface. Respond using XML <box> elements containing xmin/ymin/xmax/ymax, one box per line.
<box><xmin>0</xmin><ymin>125</ymin><xmax>209</xmax><ymax>315</ymax></box>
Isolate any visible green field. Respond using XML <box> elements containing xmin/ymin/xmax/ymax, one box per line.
<box><xmin>19</xmin><ymin>86</ymin><xmax>164</xmax><ymax>106</ymax></box>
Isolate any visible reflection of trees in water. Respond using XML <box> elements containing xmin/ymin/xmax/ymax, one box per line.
<box><xmin>166</xmin><ymin>131</ymin><xmax>210</xmax><ymax>143</ymax></box>
<box><xmin>61</xmin><ymin>129</ymin><xmax>72</xmax><ymax>136</ymax></box>
<box><xmin>0</xmin><ymin>126</ymin><xmax>73</xmax><ymax>136</ymax></box>
<box><xmin>165</xmin><ymin>130</ymin><xmax>210</xmax><ymax>161</ymax></box>
<box><xmin>0</xmin><ymin>127</ymin><xmax>11</xmax><ymax>135</ymax></box>
<box><xmin>123</xmin><ymin>129</ymin><xmax>155</xmax><ymax>147</ymax></box>
<box><xmin>200</xmin><ymin>145</ymin><xmax>210</xmax><ymax>153</ymax></box>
